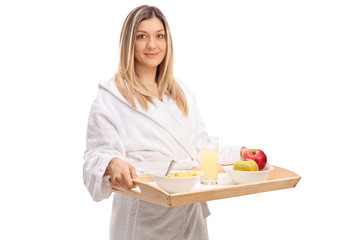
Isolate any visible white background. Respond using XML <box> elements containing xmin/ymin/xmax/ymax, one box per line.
<box><xmin>1</xmin><ymin>0</ymin><xmax>359</xmax><ymax>239</ymax></box>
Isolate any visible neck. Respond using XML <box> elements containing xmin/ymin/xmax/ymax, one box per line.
<box><xmin>136</xmin><ymin>64</ymin><xmax>157</xmax><ymax>86</ymax></box>
<box><xmin>135</xmin><ymin>64</ymin><xmax>160</xmax><ymax>98</ymax></box>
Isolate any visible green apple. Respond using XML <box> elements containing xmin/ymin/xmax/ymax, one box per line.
<box><xmin>233</xmin><ymin>159</ymin><xmax>259</xmax><ymax>171</ymax></box>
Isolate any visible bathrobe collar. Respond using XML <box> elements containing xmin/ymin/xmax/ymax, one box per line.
<box><xmin>99</xmin><ymin>81</ymin><xmax>198</xmax><ymax>162</ymax></box>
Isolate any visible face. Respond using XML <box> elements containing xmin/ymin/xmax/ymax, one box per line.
<box><xmin>134</xmin><ymin>17</ymin><xmax>167</xmax><ymax>72</ymax></box>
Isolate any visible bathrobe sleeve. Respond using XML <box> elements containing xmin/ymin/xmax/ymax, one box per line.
<box><xmin>180</xmin><ymin>82</ymin><xmax>243</xmax><ymax>165</ymax></box>
<box><xmin>83</xmin><ymin>89</ymin><xmax>126</xmax><ymax>202</ymax></box>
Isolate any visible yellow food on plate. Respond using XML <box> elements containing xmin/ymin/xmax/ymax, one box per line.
<box><xmin>166</xmin><ymin>171</ymin><xmax>201</xmax><ymax>178</ymax></box>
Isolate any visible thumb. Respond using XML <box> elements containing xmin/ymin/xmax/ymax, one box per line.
<box><xmin>130</xmin><ymin>165</ymin><xmax>138</xmax><ymax>179</ymax></box>
<box><xmin>129</xmin><ymin>165</ymin><xmax>138</xmax><ymax>188</ymax></box>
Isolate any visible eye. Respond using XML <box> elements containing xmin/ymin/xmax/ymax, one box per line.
<box><xmin>137</xmin><ymin>34</ymin><xmax>147</xmax><ymax>39</ymax></box>
<box><xmin>157</xmin><ymin>34</ymin><xmax>165</xmax><ymax>39</ymax></box>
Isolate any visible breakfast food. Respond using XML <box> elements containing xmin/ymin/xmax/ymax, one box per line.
<box><xmin>233</xmin><ymin>159</ymin><xmax>259</xmax><ymax>171</ymax></box>
<box><xmin>241</xmin><ymin>149</ymin><xmax>267</xmax><ymax>170</ymax></box>
<box><xmin>166</xmin><ymin>171</ymin><xmax>202</xmax><ymax>178</ymax></box>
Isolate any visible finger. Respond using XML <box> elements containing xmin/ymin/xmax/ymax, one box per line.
<box><xmin>111</xmin><ymin>176</ymin><xmax>127</xmax><ymax>190</ymax></box>
<box><xmin>120</xmin><ymin>167</ymin><xmax>134</xmax><ymax>190</ymax></box>
<box><xmin>112</xmin><ymin>167</ymin><xmax>130</xmax><ymax>189</ymax></box>
<box><xmin>130</xmin><ymin>165</ymin><xmax>138</xmax><ymax>180</ymax></box>
<box><xmin>113</xmin><ymin>174</ymin><xmax>126</xmax><ymax>189</ymax></box>
<box><xmin>126</xmin><ymin>165</ymin><xmax>137</xmax><ymax>189</ymax></box>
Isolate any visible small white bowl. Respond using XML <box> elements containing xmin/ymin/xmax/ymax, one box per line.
<box><xmin>223</xmin><ymin>165</ymin><xmax>274</xmax><ymax>184</ymax></box>
<box><xmin>151</xmin><ymin>170</ymin><xmax>203</xmax><ymax>193</ymax></box>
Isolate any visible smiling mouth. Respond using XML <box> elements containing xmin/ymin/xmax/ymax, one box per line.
<box><xmin>145</xmin><ymin>53</ymin><xmax>159</xmax><ymax>57</ymax></box>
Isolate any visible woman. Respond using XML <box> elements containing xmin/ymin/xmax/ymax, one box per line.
<box><xmin>84</xmin><ymin>5</ymin><xmax>246</xmax><ymax>240</ymax></box>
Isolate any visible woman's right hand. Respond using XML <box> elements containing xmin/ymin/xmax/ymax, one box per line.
<box><xmin>105</xmin><ymin>157</ymin><xmax>138</xmax><ymax>190</ymax></box>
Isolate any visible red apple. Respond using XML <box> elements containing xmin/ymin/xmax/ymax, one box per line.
<box><xmin>241</xmin><ymin>149</ymin><xmax>267</xmax><ymax>170</ymax></box>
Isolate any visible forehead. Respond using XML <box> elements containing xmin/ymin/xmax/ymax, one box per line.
<box><xmin>137</xmin><ymin>17</ymin><xmax>165</xmax><ymax>32</ymax></box>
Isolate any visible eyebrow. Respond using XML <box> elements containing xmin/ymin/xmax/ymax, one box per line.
<box><xmin>136</xmin><ymin>29</ymin><xmax>165</xmax><ymax>33</ymax></box>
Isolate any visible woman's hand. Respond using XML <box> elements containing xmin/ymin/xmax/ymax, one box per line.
<box><xmin>240</xmin><ymin>147</ymin><xmax>248</xmax><ymax>159</ymax></box>
<box><xmin>105</xmin><ymin>157</ymin><xmax>138</xmax><ymax>190</ymax></box>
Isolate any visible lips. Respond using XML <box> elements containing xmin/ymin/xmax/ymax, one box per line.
<box><xmin>145</xmin><ymin>53</ymin><xmax>159</xmax><ymax>58</ymax></box>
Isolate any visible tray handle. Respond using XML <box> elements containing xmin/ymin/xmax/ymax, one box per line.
<box><xmin>112</xmin><ymin>179</ymin><xmax>170</xmax><ymax>207</ymax></box>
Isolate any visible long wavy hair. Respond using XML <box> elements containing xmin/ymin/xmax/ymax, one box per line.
<box><xmin>113</xmin><ymin>5</ymin><xmax>189</xmax><ymax>115</ymax></box>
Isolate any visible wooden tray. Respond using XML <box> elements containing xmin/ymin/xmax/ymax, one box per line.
<box><xmin>112</xmin><ymin>165</ymin><xmax>301</xmax><ymax>207</ymax></box>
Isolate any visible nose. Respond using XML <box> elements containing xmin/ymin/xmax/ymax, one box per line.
<box><xmin>146</xmin><ymin>36</ymin><xmax>156</xmax><ymax>49</ymax></box>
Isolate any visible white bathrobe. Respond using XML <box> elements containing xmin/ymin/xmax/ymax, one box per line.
<box><xmin>83</xmin><ymin>79</ymin><xmax>242</xmax><ymax>240</ymax></box>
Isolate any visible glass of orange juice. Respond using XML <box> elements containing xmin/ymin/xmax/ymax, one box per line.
<box><xmin>200</xmin><ymin>137</ymin><xmax>219</xmax><ymax>185</ymax></box>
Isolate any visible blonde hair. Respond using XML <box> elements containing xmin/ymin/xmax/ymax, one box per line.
<box><xmin>113</xmin><ymin>5</ymin><xmax>189</xmax><ymax>115</ymax></box>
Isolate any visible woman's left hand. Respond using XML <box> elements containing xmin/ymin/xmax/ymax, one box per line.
<box><xmin>240</xmin><ymin>147</ymin><xmax>248</xmax><ymax>159</ymax></box>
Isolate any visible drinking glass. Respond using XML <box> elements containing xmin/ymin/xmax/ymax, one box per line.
<box><xmin>200</xmin><ymin>137</ymin><xmax>219</xmax><ymax>185</ymax></box>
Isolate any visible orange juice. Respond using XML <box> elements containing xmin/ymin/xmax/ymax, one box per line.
<box><xmin>200</xmin><ymin>148</ymin><xmax>218</xmax><ymax>184</ymax></box>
